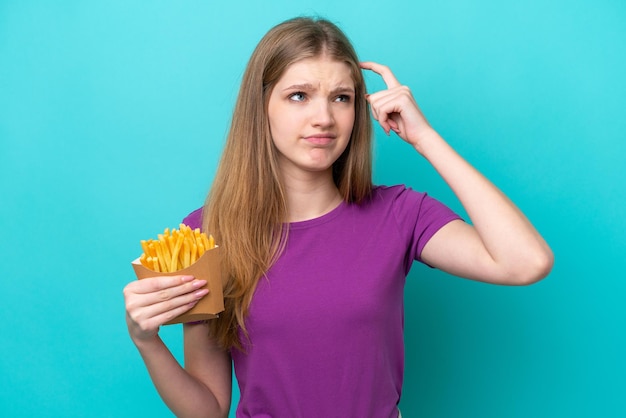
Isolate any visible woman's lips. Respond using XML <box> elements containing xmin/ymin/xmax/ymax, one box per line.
<box><xmin>303</xmin><ymin>133</ymin><xmax>336</xmax><ymax>145</ymax></box>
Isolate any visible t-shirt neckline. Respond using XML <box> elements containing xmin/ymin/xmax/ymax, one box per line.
<box><xmin>287</xmin><ymin>201</ymin><xmax>347</xmax><ymax>230</ymax></box>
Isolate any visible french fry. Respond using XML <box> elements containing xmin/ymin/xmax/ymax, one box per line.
<box><xmin>166</xmin><ymin>235</ymin><xmax>177</xmax><ymax>266</ymax></box>
<box><xmin>182</xmin><ymin>238</ymin><xmax>191</xmax><ymax>269</ymax></box>
<box><xmin>170</xmin><ymin>233</ymin><xmax>184</xmax><ymax>272</ymax></box>
<box><xmin>140</xmin><ymin>240</ymin><xmax>151</xmax><ymax>258</ymax></box>
<box><xmin>201</xmin><ymin>233</ymin><xmax>211</xmax><ymax>251</ymax></box>
<box><xmin>154</xmin><ymin>241</ymin><xmax>168</xmax><ymax>272</ymax></box>
<box><xmin>147</xmin><ymin>242</ymin><xmax>157</xmax><ymax>258</ymax></box>
<box><xmin>190</xmin><ymin>241</ymin><xmax>198</xmax><ymax>265</ymax></box>
<box><xmin>147</xmin><ymin>256</ymin><xmax>160</xmax><ymax>272</ymax></box>
<box><xmin>158</xmin><ymin>234</ymin><xmax>172</xmax><ymax>267</ymax></box>
<box><xmin>139</xmin><ymin>253</ymin><xmax>150</xmax><ymax>269</ymax></box>
<box><xmin>197</xmin><ymin>238</ymin><xmax>205</xmax><ymax>258</ymax></box>
<box><xmin>138</xmin><ymin>226</ymin><xmax>216</xmax><ymax>272</ymax></box>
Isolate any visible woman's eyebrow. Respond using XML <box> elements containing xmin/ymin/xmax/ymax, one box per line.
<box><xmin>282</xmin><ymin>83</ymin><xmax>355</xmax><ymax>94</ymax></box>
<box><xmin>332</xmin><ymin>86</ymin><xmax>355</xmax><ymax>95</ymax></box>
<box><xmin>283</xmin><ymin>83</ymin><xmax>315</xmax><ymax>91</ymax></box>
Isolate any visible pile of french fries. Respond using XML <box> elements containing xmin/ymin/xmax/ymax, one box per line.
<box><xmin>139</xmin><ymin>224</ymin><xmax>216</xmax><ymax>272</ymax></box>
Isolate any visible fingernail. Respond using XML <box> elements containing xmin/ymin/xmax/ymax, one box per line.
<box><xmin>181</xmin><ymin>275</ymin><xmax>194</xmax><ymax>282</ymax></box>
<box><xmin>194</xmin><ymin>289</ymin><xmax>209</xmax><ymax>297</ymax></box>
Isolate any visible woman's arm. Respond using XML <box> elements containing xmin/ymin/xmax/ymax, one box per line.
<box><xmin>361</xmin><ymin>62</ymin><xmax>553</xmax><ymax>285</ymax></box>
<box><xmin>413</xmin><ymin>131</ymin><xmax>553</xmax><ymax>285</ymax></box>
<box><xmin>123</xmin><ymin>276</ymin><xmax>232</xmax><ymax>417</ymax></box>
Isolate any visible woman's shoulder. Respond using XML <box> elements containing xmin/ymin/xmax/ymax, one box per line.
<box><xmin>182</xmin><ymin>207</ymin><xmax>203</xmax><ymax>229</ymax></box>
<box><xmin>356</xmin><ymin>184</ymin><xmax>430</xmax><ymax>218</ymax></box>
<box><xmin>373</xmin><ymin>184</ymin><xmax>410</xmax><ymax>194</ymax></box>
<box><xmin>369</xmin><ymin>184</ymin><xmax>454</xmax><ymax>218</ymax></box>
<box><xmin>370</xmin><ymin>184</ymin><xmax>427</xmax><ymax>202</ymax></box>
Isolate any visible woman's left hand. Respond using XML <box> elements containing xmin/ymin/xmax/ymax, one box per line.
<box><xmin>360</xmin><ymin>61</ymin><xmax>434</xmax><ymax>149</ymax></box>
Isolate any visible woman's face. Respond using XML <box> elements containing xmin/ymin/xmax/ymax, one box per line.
<box><xmin>267</xmin><ymin>56</ymin><xmax>355</xmax><ymax>178</ymax></box>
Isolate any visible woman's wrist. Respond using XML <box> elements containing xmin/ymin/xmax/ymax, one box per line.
<box><xmin>132</xmin><ymin>333</ymin><xmax>164</xmax><ymax>354</ymax></box>
<box><xmin>412</xmin><ymin>127</ymin><xmax>445</xmax><ymax>158</ymax></box>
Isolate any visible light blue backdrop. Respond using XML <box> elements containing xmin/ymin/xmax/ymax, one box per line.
<box><xmin>1</xmin><ymin>0</ymin><xmax>624</xmax><ymax>417</ymax></box>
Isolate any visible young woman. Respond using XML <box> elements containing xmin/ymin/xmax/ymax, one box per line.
<box><xmin>123</xmin><ymin>17</ymin><xmax>553</xmax><ymax>418</ymax></box>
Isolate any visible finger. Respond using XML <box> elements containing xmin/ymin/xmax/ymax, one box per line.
<box><xmin>126</xmin><ymin>281</ymin><xmax>209</xmax><ymax>324</ymax></box>
<box><xmin>150</xmin><ymin>299</ymin><xmax>202</xmax><ymax>327</ymax></box>
<box><xmin>124</xmin><ymin>276</ymin><xmax>207</xmax><ymax>312</ymax></box>
<box><xmin>368</xmin><ymin>100</ymin><xmax>379</xmax><ymax>121</ymax></box>
<box><xmin>367</xmin><ymin>90</ymin><xmax>402</xmax><ymax>134</ymax></box>
<box><xmin>135</xmin><ymin>287</ymin><xmax>209</xmax><ymax>323</ymax></box>
<box><xmin>360</xmin><ymin>61</ymin><xmax>401</xmax><ymax>89</ymax></box>
<box><xmin>130</xmin><ymin>275</ymin><xmax>196</xmax><ymax>295</ymax></box>
<box><xmin>127</xmin><ymin>290</ymin><xmax>207</xmax><ymax>333</ymax></box>
<box><xmin>388</xmin><ymin>118</ymin><xmax>400</xmax><ymax>133</ymax></box>
<box><xmin>149</xmin><ymin>278</ymin><xmax>207</xmax><ymax>305</ymax></box>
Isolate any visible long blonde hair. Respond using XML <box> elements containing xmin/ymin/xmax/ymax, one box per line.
<box><xmin>203</xmin><ymin>17</ymin><xmax>373</xmax><ymax>350</ymax></box>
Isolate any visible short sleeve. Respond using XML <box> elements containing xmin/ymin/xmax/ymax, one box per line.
<box><xmin>411</xmin><ymin>193</ymin><xmax>462</xmax><ymax>263</ymax></box>
<box><xmin>388</xmin><ymin>185</ymin><xmax>462</xmax><ymax>268</ymax></box>
<box><xmin>182</xmin><ymin>208</ymin><xmax>203</xmax><ymax>229</ymax></box>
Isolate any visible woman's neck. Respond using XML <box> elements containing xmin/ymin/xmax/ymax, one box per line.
<box><xmin>282</xmin><ymin>169</ymin><xmax>342</xmax><ymax>222</ymax></box>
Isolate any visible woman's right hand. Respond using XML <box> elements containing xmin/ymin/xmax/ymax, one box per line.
<box><xmin>123</xmin><ymin>275</ymin><xmax>208</xmax><ymax>344</ymax></box>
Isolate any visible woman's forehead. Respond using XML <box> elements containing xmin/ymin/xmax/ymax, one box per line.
<box><xmin>278</xmin><ymin>57</ymin><xmax>355</xmax><ymax>88</ymax></box>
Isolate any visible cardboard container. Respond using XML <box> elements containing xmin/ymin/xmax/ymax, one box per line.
<box><xmin>131</xmin><ymin>247</ymin><xmax>225</xmax><ymax>325</ymax></box>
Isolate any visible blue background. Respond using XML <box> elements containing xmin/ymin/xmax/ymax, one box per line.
<box><xmin>1</xmin><ymin>0</ymin><xmax>624</xmax><ymax>417</ymax></box>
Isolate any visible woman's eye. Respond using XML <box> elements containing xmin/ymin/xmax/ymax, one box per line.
<box><xmin>289</xmin><ymin>92</ymin><xmax>306</xmax><ymax>102</ymax></box>
<box><xmin>335</xmin><ymin>94</ymin><xmax>351</xmax><ymax>103</ymax></box>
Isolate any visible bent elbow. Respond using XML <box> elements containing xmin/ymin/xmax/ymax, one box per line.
<box><xmin>512</xmin><ymin>248</ymin><xmax>555</xmax><ymax>286</ymax></box>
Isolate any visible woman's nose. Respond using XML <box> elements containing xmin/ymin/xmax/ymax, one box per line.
<box><xmin>310</xmin><ymin>100</ymin><xmax>334</xmax><ymax>127</ymax></box>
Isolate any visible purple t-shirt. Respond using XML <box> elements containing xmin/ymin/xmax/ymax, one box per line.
<box><xmin>183</xmin><ymin>185</ymin><xmax>461</xmax><ymax>418</ymax></box>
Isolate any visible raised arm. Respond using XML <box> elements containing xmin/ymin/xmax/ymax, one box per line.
<box><xmin>361</xmin><ymin>62</ymin><xmax>553</xmax><ymax>285</ymax></box>
<box><xmin>123</xmin><ymin>276</ymin><xmax>232</xmax><ymax>417</ymax></box>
